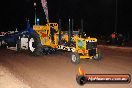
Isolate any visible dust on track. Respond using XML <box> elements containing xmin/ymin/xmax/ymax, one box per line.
<box><xmin>0</xmin><ymin>46</ymin><xmax>132</xmax><ymax>88</ymax></box>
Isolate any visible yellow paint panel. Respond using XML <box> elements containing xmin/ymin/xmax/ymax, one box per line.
<box><xmin>80</xmin><ymin>56</ymin><xmax>93</xmax><ymax>59</ymax></box>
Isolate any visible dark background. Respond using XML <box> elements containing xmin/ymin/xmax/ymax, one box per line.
<box><xmin>0</xmin><ymin>0</ymin><xmax>132</xmax><ymax>37</ymax></box>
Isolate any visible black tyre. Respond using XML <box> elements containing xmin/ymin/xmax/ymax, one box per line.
<box><xmin>76</xmin><ymin>75</ymin><xmax>87</xmax><ymax>85</ymax></box>
<box><xmin>28</xmin><ymin>33</ymin><xmax>43</xmax><ymax>56</ymax></box>
<box><xmin>0</xmin><ymin>40</ymin><xmax>2</xmax><ymax>48</ymax></box>
<box><xmin>93</xmin><ymin>51</ymin><xmax>102</xmax><ymax>61</ymax></box>
<box><xmin>0</xmin><ymin>40</ymin><xmax>7</xmax><ymax>49</ymax></box>
<box><xmin>43</xmin><ymin>46</ymin><xmax>53</xmax><ymax>55</ymax></box>
<box><xmin>16</xmin><ymin>37</ymin><xmax>21</xmax><ymax>52</ymax></box>
<box><xmin>71</xmin><ymin>52</ymin><xmax>80</xmax><ymax>64</ymax></box>
<box><xmin>52</xmin><ymin>48</ymin><xmax>57</xmax><ymax>54</ymax></box>
<box><xmin>1</xmin><ymin>44</ymin><xmax>7</xmax><ymax>49</ymax></box>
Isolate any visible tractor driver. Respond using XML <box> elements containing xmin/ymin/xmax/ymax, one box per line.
<box><xmin>50</xmin><ymin>25</ymin><xmax>57</xmax><ymax>43</ymax></box>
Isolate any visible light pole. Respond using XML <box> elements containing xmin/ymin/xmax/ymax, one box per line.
<box><xmin>34</xmin><ymin>2</ymin><xmax>37</xmax><ymax>25</ymax></box>
<box><xmin>114</xmin><ymin>0</ymin><xmax>118</xmax><ymax>33</ymax></box>
<box><xmin>68</xmin><ymin>19</ymin><xmax>71</xmax><ymax>43</ymax></box>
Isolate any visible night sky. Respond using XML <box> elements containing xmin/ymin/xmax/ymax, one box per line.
<box><xmin>0</xmin><ymin>0</ymin><xmax>132</xmax><ymax>36</ymax></box>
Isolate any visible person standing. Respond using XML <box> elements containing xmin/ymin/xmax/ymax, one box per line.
<box><xmin>50</xmin><ymin>25</ymin><xmax>57</xmax><ymax>43</ymax></box>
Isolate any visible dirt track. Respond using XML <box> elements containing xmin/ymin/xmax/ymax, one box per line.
<box><xmin>0</xmin><ymin>46</ymin><xmax>132</xmax><ymax>88</ymax></box>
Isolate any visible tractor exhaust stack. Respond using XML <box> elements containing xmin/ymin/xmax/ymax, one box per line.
<box><xmin>58</xmin><ymin>19</ymin><xmax>62</xmax><ymax>44</ymax></box>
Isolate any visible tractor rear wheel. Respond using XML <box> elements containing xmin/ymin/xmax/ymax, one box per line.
<box><xmin>28</xmin><ymin>33</ymin><xmax>43</xmax><ymax>56</ymax></box>
<box><xmin>71</xmin><ymin>52</ymin><xmax>80</xmax><ymax>64</ymax></box>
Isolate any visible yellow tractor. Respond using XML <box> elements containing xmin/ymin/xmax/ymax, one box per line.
<box><xmin>58</xmin><ymin>31</ymin><xmax>102</xmax><ymax>64</ymax></box>
<box><xmin>28</xmin><ymin>22</ymin><xmax>102</xmax><ymax>64</ymax></box>
<box><xmin>27</xmin><ymin>0</ymin><xmax>102</xmax><ymax>63</ymax></box>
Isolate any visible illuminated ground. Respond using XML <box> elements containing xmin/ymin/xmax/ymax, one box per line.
<box><xmin>0</xmin><ymin>46</ymin><xmax>132</xmax><ymax>88</ymax></box>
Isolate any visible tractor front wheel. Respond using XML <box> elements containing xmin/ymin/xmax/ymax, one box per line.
<box><xmin>71</xmin><ymin>52</ymin><xmax>80</xmax><ymax>64</ymax></box>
